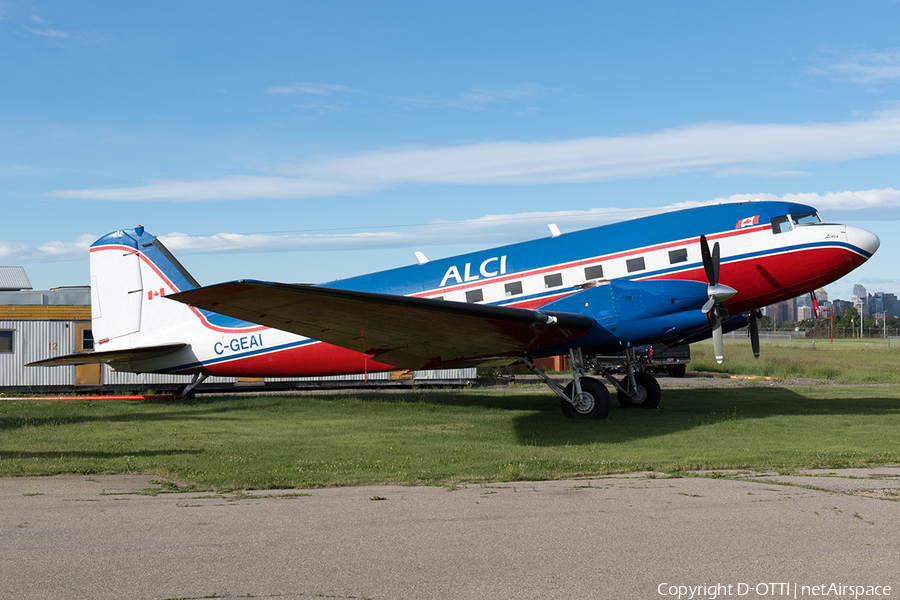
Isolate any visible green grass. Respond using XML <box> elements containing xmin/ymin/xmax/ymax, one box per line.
<box><xmin>2</xmin><ymin>384</ymin><xmax>899</xmax><ymax>490</ymax></box>
<box><xmin>691</xmin><ymin>339</ymin><xmax>900</xmax><ymax>383</ymax></box>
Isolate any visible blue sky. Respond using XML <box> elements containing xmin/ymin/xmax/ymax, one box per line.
<box><xmin>2</xmin><ymin>1</ymin><xmax>900</xmax><ymax>302</ymax></box>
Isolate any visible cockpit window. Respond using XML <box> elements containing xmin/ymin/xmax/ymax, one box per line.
<box><xmin>770</xmin><ymin>216</ymin><xmax>792</xmax><ymax>234</ymax></box>
<box><xmin>791</xmin><ymin>212</ymin><xmax>821</xmax><ymax>226</ymax></box>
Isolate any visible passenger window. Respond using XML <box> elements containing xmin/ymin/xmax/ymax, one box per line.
<box><xmin>544</xmin><ymin>273</ymin><xmax>563</xmax><ymax>288</ymax></box>
<box><xmin>504</xmin><ymin>281</ymin><xmax>523</xmax><ymax>297</ymax></box>
<box><xmin>792</xmin><ymin>212</ymin><xmax>821</xmax><ymax>226</ymax></box>
<box><xmin>584</xmin><ymin>265</ymin><xmax>603</xmax><ymax>280</ymax></box>
<box><xmin>770</xmin><ymin>216</ymin><xmax>792</xmax><ymax>234</ymax></box>
<box><xmin>465</xmin><ymin>289</ymin><xmax>484</xmax><ymax>303</ymax></box>
<box><xmin>626</xmin><ymin>257</ymin><xmax>645</xmax><ymax>273</ymax></box>
<box><xmin>668</xmin><ymin>249</ymin><xmax>688</xmax><ymax>264</ymax></box>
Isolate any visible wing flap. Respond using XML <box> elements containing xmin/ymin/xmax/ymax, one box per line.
<box><xmin>171</xmin><ymin>281</ymin><xmax>594</xmax><ymax>370</ymax></box>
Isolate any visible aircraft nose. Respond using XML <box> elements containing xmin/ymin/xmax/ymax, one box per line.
<box><xmin>846</xmin><ymin>225</ymin><xmax>880</xmax><ymax>258</ymax></box>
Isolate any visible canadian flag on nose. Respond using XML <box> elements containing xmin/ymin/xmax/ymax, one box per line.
<box><xmin>736</xmin><ymin>215</ymin><xmax>759</xmax><ymax>229</ymax></box>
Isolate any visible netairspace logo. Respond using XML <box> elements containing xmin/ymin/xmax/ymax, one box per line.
<box><xmin>657</xmin><ymin>582</ymin><xmax>892</xmax><ymax>599</ymax></box>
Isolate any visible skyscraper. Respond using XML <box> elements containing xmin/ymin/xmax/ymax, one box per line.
<box><xmin>852</xmin><ymin>284</ymin><xmax>868</xmax><ymax>317</ymax></box>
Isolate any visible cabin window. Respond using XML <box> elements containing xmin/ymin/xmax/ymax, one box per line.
<box><xmin>544</xmin><ymin>273</ymin><xmax>563</xmax><ymax>288</ymax></box>
<box><xmin>465</xmin><ymin>289</ymin><xmax>484</xmax><ymax>303</ymax></box>
<box><xmin>771</xmin><ymin>216</ymin><xmax>792</xmax><ymax>234</ymax></box>
<box><xmin>626</xmin><ymin>257</ymin><xmax>646</xmax><ymax>273</ymax></box>
<box><xmin>0</xmin><ymin>330</ymin><xmax>12</xmax><ymax>353</ymax></box>
<box><xmin>668</xmin><ymin>249</ymin><xmax>688</xmax><ymax>264</ymax></box>
<box><xmin>584</xmin><ymin>265</ymin><xmax>603</xmax><ymax>280</ymax></box>
<box><xmin>792</xmin><ymin>212</ymin><xmax>821</xmax><ymax>226</ymax></box>
<box><xmin>505</xmin><ymin>281</ymin><xmax>523</xmax><ymax>297</ymax></box>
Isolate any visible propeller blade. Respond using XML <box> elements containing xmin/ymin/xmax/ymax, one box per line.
<box><xmin>712</xmin><ymin>312</ymin><xmax>724</xmax><ymax>364</ymax></box>
<box><xmin>700</xmin><ymin>235</ymin><xmax>715</xmax><ymax>285</ymax></box>
<box><xmin>711</xmin><ymin>241</ymin><xmax>720</xmax><ymax>285</ymax></box>
<box><xmin>749</xmin><ymin>311</ymin><xmax>760</xmax><ymax>359</ymax></box>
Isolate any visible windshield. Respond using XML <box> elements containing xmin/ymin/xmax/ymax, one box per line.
<box><xmin>791</xmin><ymin>212</ymin><xmax>821</xmax><ymax>226</ymax></box>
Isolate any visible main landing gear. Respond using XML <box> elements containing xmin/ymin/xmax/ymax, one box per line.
<box><xmin>521</xmin><ymin>347</ymin><xmax>661</xmax><ymax>419</ymax></box>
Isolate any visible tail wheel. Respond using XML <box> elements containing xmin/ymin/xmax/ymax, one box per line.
<box><xmin>561</xmin><ymin>377</ymin><xmax>611</xmax><ymax>420</ymax></box>
<box><xmin>617</xmin><ymin>371</ymin><xmax>661</xmax><ymax>409</ymax></box>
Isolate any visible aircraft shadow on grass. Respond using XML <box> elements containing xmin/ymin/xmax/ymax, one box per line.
<box><xmin>510</xmin><ymin>387</ymin><xmax>900</xmax><ymax>447</ymax></box>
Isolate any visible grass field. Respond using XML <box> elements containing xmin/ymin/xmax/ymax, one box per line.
<box><xmin>692</xmin><ymin>337</ymin><xmax>900</xmax><ymax>383</ymax></box>
<box><xmin>2</xmin><ymin>378</ymin><xmax>899</xmax><ymax>490</ymax></box>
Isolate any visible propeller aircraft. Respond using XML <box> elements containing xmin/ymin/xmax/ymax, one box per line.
<box><xmin>31</xmin><ymin>201</ymin><xmax>879</xmax><ymax>420</ymax></box>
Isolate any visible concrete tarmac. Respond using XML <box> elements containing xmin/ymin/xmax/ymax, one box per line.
<box><xmin>2</xmin><ymin>469</ymin><xmax>899</xmax><ymax>600</ymax></box>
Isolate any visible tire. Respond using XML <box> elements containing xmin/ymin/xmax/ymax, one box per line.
<box><xmin>616</xmin><ymin>371</ymin><xmax>662</xmax><ymax>409</ymax></box>
<box><xmin>560</xmin><ymin>377</ymin><xmax>611</xmax><ymax>420</ymax></box>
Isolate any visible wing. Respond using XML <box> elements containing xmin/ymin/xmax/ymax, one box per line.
<box><xmin>27</xmin><ymin>344</ymin><xmax>188</xmax><ymax>368</ymax></box>
<box><xmin>170</xmin><ymin>281</ymin><xmax>594</xmax><ymax>370</ymax></box>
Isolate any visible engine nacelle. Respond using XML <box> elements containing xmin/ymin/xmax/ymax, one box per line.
<box><xmin>540</xmin><ymin>279</ymin><xmax>713</xmax><ymax>350</ymax></box>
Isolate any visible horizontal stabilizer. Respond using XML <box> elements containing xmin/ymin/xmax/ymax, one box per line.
<box><xmin>171</xmin><ymin>281</ymin><xmax>594</xmax><ymax>370</ymax></box>
<box><xmin>28</xmin><ymin>343</ymin><xmax>188</xmax><ymax>368</ymax></box>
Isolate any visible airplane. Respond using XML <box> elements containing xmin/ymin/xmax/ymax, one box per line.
<box><xmin>30</xmin><ymin>200</ymin><xmax>879</xmax><ymax>420</ymax></box>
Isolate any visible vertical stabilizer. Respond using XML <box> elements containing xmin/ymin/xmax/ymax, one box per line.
<box><xmin>90</xmin><ymin>227</ymin><xmax>199</xmax><ymax>350</ymax></box>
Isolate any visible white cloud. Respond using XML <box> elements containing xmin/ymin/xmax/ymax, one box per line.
<box><xmin>266</xmin><ymin>83</ymin><xmax>356</xmax><ymax>96</ymax></box>
<box><xmin>285</xmin><ymin>110</ymin><xmax>900</xmax><ymax>185</ymax></box>
<box><xmin>394</xmin><ymin>83</ymin><xmax>561</xmax><ymax>111</ymax></box>
<box><xmin>712</xmin><ymin>188</ymin><xmax>900</xmax><ymax>219</ymax></box>
<box><xmin>48</xmin><ymin>176</ymin><xmax>376</xmax><ymax>202</ymax></box>
<box><xmin>817</xmin><ymin>51</ymin><xmax>900</xmax><ymax>83</ymax></box>
<box><xmin>24</xmin><ymin>26</ymin><xmax>69</xmax><ymax>38</ymax></box>
<box><xmin>17</xmin><ymin>188</ymin><xmax>900</xmax><ymax>264</ymax></box>
<box><xmin>49</xmin><ymin>110</ymin><xmax>900</xmax><ymax>203</ymax></box>
<box><xmin>0</xmin><ymin>234</ymin><xmax>95</xmax><ymax>264</ymax></box>
<box><xmin>266</xmin><ymin>81</ymin><xmax>561</xmax><ymax>111</ymax></box>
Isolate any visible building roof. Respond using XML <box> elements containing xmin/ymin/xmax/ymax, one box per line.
<box><xmin>0</xmin><ymin>267</ymin><xmax>32</xmax><ymax>291</ymax></box>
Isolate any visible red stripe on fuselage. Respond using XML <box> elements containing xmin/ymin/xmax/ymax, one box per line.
<box><xmin>182</xmin><ymin>341</ymin><xmax>397</xmax><ymax>377</ymax></box>
<box><xmin>645</xmin><ymin>246</ymin><xmax>867</xmax><ymax>313</ymax></box>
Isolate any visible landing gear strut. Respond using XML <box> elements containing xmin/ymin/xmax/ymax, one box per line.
<box><xmin>179</xmin><ymin>372</ymin><xmax>209</xmax><ymax>399</ymax></box>
<box><xmin>521</xmin><ymin>348</ymin><xmax>610</xmax><ymax>420</ymax></box>
<box><xmin>612</xmin><ymin>347</ymin><xmax>661</xmax><ymax>409</ymax></box>
<box><xmin>522</xmin><ymin>346</ymin><xmax>663</xmax><ymax>419</ymax></box>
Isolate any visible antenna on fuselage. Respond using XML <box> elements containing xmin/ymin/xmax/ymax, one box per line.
<box><xmin>548</xmin><ymin>224</ymin><xmax>561</xmax><ymax>238</ymax></box>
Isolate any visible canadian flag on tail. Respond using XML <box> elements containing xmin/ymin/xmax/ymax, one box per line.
<box><xmin>735</xmin><ymin>215</ymin><xmax>760</xmax><ymax>229</ymax></box>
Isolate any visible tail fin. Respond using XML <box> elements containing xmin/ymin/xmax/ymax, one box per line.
<box><xmin>90</xmin><ymin>226</ymin><xmax>200</xmax><ymax>351</ymax></box>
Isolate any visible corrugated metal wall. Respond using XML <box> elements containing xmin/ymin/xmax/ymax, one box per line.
<box><xmin>0</xmin><ymin>320</ymin><xmax>76</xmax><ymax>385</ymax></box>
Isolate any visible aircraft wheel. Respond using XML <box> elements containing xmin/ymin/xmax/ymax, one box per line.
<box><xmin>561</xmin><ymin>378</ymin><xmax>611</xmax><ymax>420</ymax></box>
<box><xmin>617</xmin><ymin>371</ymin><xmax>661</xmax><ymax>409</ymax></box>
